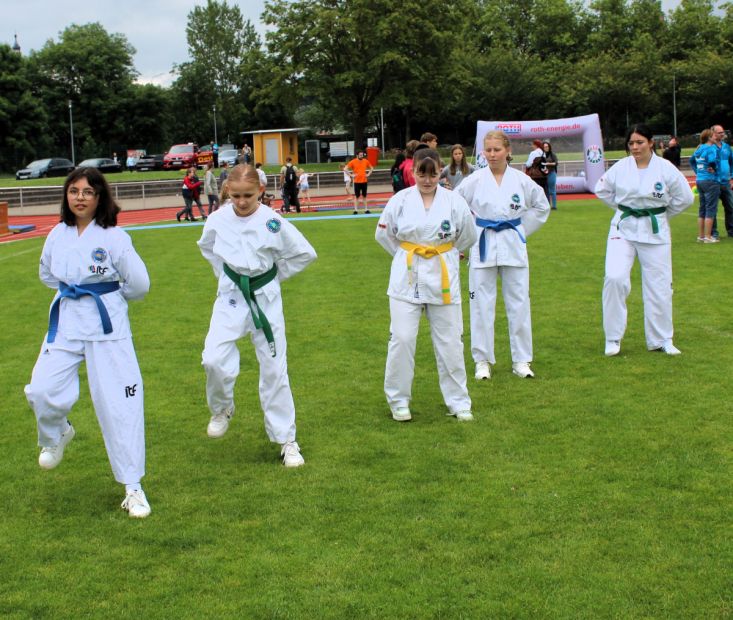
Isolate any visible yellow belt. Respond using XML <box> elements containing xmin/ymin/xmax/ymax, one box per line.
<box><xmin>400</xmin><ymin>241</ymin><xmax>454</xmax><ymax>304</ymax></box>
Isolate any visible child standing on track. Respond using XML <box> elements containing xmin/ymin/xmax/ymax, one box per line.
<box><xmin>198</xmin><ymin>165</ymin><xmax>317</xmax><ymax>467</ymax></box>
<box><xmin>24</xmin><ymin>167</ymin><xmax>152</xmax><ymax>518</ymax></box>
<box><xmin>375</xmin><ymin>148</ymin><xmax>477</xmax><ymax>422</ymax></box>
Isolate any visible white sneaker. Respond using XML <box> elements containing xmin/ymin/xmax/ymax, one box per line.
<box><xmin>207</xmin><ymin>407</ymin><xmax>233</xmax><ymax>438</ymax></box>
<box><xmin>391</xmin><ymin>407</ymin><xmax>412</xmax><ymax>422</ymax></box>
<box><xmin>474</xmin><ymin>361</ymin><xmax>491</xmax><ymax>380</ymax></box>
<box><xmin>38</xmin><ymin>422</ymin><xmax>75</xmax><ymax>470</ymax></box>
<box><xmin>281</xmin><ymin>441</ymin><xmax>305</xmax><ymax>467</ymax></box>
<box><xmin>448</xmin><ymin>410</ymin><xmax>474</xmax><ymax>421</ymax></box>
<box><xmin>605</xmin><ymin>340</ymin><xmax>621</xmax><ymax>356</ymax></box>
<box><xmin>512</xmin><ymin>362</ymin><xmax>534</xmax><ymax>378</ymax></box>
<box><xmin>658</xmin><ymin>342</ymin><xmax>681</xmax><ymax>355</ymax></box>
<box><xmin>121</xmin><ymin>489</ymin><xmax>151</xmax><ymax>518</ymax></box>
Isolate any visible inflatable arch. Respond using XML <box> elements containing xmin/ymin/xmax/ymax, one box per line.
<box><xmin>473</xmin><ymin>113</ymin><xmax>605</xmax><ymax>193</ymax></box>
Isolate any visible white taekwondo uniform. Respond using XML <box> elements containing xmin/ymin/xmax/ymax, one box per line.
<box><xmin>375</xmin><ymin>185</ymin><xmax>477</xmax><ymax>414</ymax></box>
<box><xmin>595</xmin><ymin>153</ymin><xmax>693</xmax><ymax>349</ymax></box>
<box><xmin>25</xmin><ymin>221</ymin><xmax>150</xmax><ymax>484</ymax></box>
<box><xmin>198</xmin><ymin>202</ymin><xmax>316</xmax><ymax>444</ymax></box>
<box><xmin>457</xmin><ymin>165</ymin><xmax>550</xmax><ymax>366</ymax></box>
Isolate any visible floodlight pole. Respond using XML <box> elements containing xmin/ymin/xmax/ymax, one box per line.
<box><xmin>380</xmin><ymin>107</ymin><xmax>385</xmax><ymax>155</ymax></box>
<box><xmin>213</xmin><ymin>104</ymin><xmax>218</xmax><ymax>144</ymax></box>
<box><xmin>68</xmin><ymin>100</ymin><xmax>75</xmax><ymax>165</ymax></box>
<box><xmin>672</xmin><ymin>74</ymin><xmax>677</xmax><ymax>137</ymax></box>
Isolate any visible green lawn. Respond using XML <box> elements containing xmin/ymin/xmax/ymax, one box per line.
<box><xmin>0</xmin><ymin>201</ymin><xmax>730</xmax><ymax>618</ymax></box>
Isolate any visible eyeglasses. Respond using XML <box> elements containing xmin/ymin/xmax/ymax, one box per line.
<box><xmin>68</xmin><ymin>188</ymin><xmax>97</xmax><ymax>198</ymax></box>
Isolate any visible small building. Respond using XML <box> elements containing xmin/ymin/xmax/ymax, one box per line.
<box><xmin>241</xmin><ymin>128</ymin><xmax>307</xmax><ymax>166</ymax></box>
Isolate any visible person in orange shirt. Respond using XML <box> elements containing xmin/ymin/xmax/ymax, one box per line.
<box><xmin>346</xmin><ymin>150</ymin><xmax>374</xmax><ymax>215</ymax></box>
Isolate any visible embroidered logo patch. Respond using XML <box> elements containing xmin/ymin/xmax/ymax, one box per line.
<box><xmin>512</xmin><ymin>194</ymin><xmax>520</xmax><ymax>203</ymax></box>
<box><xmin>266</xmin><ymin>218</ymin><xmax>281</xmax><ymax>233</ymax></box>
<box><xmin>91</xmin><ymin>247</ymin><xmax>107</xmax><ymax>263</ymax></box>
<box><xmin>440</xmin><ymin>220</ymin><xmax>451</xmax><ymax>231</ymax></box>
<box><xmin>654</xmin><ymin>182</ymin><xmax>663</xmax><ymax>191</ymax></box>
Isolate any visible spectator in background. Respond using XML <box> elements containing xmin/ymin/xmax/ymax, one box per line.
<box><xmin>346</xmin><ymin>150</ymin><xmax>374</xmax><ymax>214</ymax></box>
<box><xmin>400</xmin><ymin>140</ymin><xmax>420</xmax><ymax>188</ymax></box>
<box><xmin>340</xmin><ymin>163</ymin><xmax>353</xmax><ymax>197</ymax></box>
<box><xmin>690</xmin><ymin>129</ymin><xmax>720</xmax><ymax>243</ymax></box>
<box><xmin>391</xmin><ymin>152</ymin><xmax>406</xmax><ymax>193</ymax></box>
<box><xmin>297</xmin><ymin>168</ymin><xmax>312</xmax><ymax>207</ymax></box>
<box><xmin>440</xmin><ymin>144</ymin><xmax>474</xmax><ymax>190</ymax></box>
<box><xmin>219</xmin><ymin>161</ymin><xmax>229</xmax><ymax>185</ymax></box>
<box><xmin>255</xmin><ymin>162</ymin><xmax>268</xmax><ymax>201</ymax></box>
<box><xmin>212</xmin><ymin>142</ymin><xmax>219</xmax><ymax>168</ymax></box>
<box><xmin>662</xmin><ymin>136</ymin><xmax>681</xmax><ymax>168</ymax></box>
<box><xmin>711</xmin><ymin>124</ymin><xmax>733</xmax><ymax>239</ymax></box>
<box><xmin>126</xmin><ymin>153</ymin><xmax>136</xmax><ymax>173</ymax></box>
<box><xmin>279</xmin><ymin>157</ymin><xmax>301</xmax><ymax>213</ymax></box>
<box><xmin>420</xmin><ymin>132</ymin><xmax>438</xmax><ymax>150</ymax></box>
<box><xmin>242</xmin><ymin>144</ymin><xmax>252</xmax><ymax>165</ymax></box>
<box><xmin>204</xmin><ymin>161</ymin><xmax>219</xmax><ymax>215</ymax></box>
<box><xmin>526</xmin><ymin>152</ymin><xmax>548</xmax><ymax>196</ymax></box>
<box><xmin>541</xmin><ymin>141</ymin><xmax>559</xmax><ymax>210</ymax></box>
<box><xmin>524</xmin><ymin>140</ymin><xmax>543</xmax><ymax>172</ymax></box>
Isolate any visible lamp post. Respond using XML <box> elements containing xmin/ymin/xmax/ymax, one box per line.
<box><xmin>672</xmin><ymin>74</ymin><xmax>677</xmax><ymax>137</ymax></box>
<box><xmin>68</xmin><ymin>100</ymin><xmax>75</xmax><ymax>165</ymax></box>
<box><xmin>212</xmin><ymin>104</ymin><xmax>218</xmax><ymax>145</ymax></box>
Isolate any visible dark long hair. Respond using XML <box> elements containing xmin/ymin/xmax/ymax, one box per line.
<box><xmin>625</xmin><ymin>123</ymin><xmax>655</xmax><ymax>154</ymax></box>
<box><xmin>61</xmin><ymin>167</ymin><xmax>121</xmax><ymax>228</ymax></box>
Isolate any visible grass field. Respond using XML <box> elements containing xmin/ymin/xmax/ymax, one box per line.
<box><xmin>0</xmin><ymin>201</ymin><xmax>730</xmax><ymax>618</ymax></box>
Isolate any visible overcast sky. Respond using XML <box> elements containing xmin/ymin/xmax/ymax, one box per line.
<box><xmin>7</xmin><ymin>0</ymin><xmax>684</xmax><ymax>88</ymax></box>
<box><xmin>6</xmin><ymin>0</ymin><xmax>267</xmax><ymax>86</ymax></box>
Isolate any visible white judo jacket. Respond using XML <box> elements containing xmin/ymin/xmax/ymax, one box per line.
<box><xmin>39</xmin><ymin>222</ymin><xmax>150</xmax><ymax>341</ymax></box>
<box><xmin>457</xmin><ymin>165</ymin><xmax>550</xmax><ymax>268</ymax></box>
<box><xmin>594</xmin><ymin>154</ymin><xmax>694</xmax><ymax>245</ymax></box>
<box><xmin>375</xmin><ymin>185</ymin><xmax>477</xmax><ymax>305</ymax></box>
<box><xmin>197</xmin><ymin>203</ymin><xmax>317</xmax><ymax>299</ymax></box>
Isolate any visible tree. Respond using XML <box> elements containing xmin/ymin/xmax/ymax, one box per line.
<box><xmin>263</xmin><ymin>0</ymin><xmax>457</xmax><ymax>148</ymax></box>
<box><xmin>0</xmin><ymin>45</ymin><xmax>50</xmax><ymax>171</ymax></box>
<box><xmin>25</xmin><ymin>23</ymin><xmax>138</xmax><ymax>159</ymax></box>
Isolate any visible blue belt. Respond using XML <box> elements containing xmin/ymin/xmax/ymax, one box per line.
<box><xmin>47</xmin><ymin>281</ymin><xmax>120</xmax><ymax>343</ymax></box>
<box><xmin>475</xmin><ymin>217</ymin><xmax>525</xmax><ymax>261</ymax></box>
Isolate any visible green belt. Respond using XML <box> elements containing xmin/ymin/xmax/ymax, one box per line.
<box><xmin>223</xmin><ymin>263</ymin><xmax>278</xmax><ymax>357</ymax></box>
<box><xmin>617</xmin><ymin>205</ymin><xmax>666</xmax><ymax>234</ymax></box>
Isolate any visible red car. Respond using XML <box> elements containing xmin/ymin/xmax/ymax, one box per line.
<box><xmin>163</xmin><ymin>143</ymin><xmax>200</xmax><ymax>170</ymax></box>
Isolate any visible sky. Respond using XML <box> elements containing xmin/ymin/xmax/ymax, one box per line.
<box><xmin>5</xmin><ymin>0</ymin><xmax>267</xmax><ymax>87</ymax></box>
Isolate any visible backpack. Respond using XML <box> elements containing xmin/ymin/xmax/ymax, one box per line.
<box><xmin>284</xmin><ymin>165</ymin><xmax>297</xmax><ymax>187</ymax></box>
<box><xmin>392</xmin><ymin>168</ymin><xmax>406</xmax><ymax>192</ymax></box>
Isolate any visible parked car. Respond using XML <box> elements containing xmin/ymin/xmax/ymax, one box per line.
<box><xmin>135</xmin><ymin>154</ymin><xmax>165</xmax><ymax>171</ymax></box>
<box><xmin>16</xmin><ymin>158</ymin><xmax>75</xmax><ymax>180</ymax></box>
<box><xmin>218</xmin><ymin>149</ymin><xmax>239</xmax><ymax>167</ymax></box>
<box><xmin>77</xmin><ymin>158</ymin><xmax>123</xmax><ymax>174</ymax></box>
<box><xmin>163</xmin><ymin>143</ymin><xmax>200</xmax><ymax>170</ymax></box>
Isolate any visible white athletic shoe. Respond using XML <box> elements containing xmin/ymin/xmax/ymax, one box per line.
<box><xmin>474</xmin><ymin>361</ymin><xmax>491</xmax><ymax>380</ymax></box>
<box><xmin>207</xmin><ymin>407</ymin><xmax>234</xmax><ymax>438</ymax></box>
<box><xmin>38</xmin><ymin>422</ymin><xmax>75</xmax><ymax>470</ymax></box>
<box><xmin>658</xmin><ymin>342</ymin><xmax>681</xmax><ymax>355</ymax></box>
<box><xmin>448</xmin><ymin>410</ymin><xmax>474</xmax><ymax>421</ymax></box>
<box><xmin>605</xmin><ymin>340</ymin><xmax>621</xmax><ymax>356</ymax></box>
<box><xmin>281</xmin><ymin>441</ymin><xmax>305</xmax><ymax>467</ymax></box>
<box><xmin>121</xmin><ymin>489</ymin><xmax>151</xmax><ymax>518</ymax></box>
<box><xmin>391</xmin><ymin>407</ymin><xmax>412</xmax><ymax>422</ymax></box>
<box><xmin>512</xmin><ymin>362</ymin><xmax>535</xmax><ymax>378</ymax></box>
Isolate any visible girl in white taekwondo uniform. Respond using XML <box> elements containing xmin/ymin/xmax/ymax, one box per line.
<box><xmin>198</xmin><ymin>165</ymin><xmax>317</xmax><ymax>467</ymax></box>
<box><xmin>595</xmin><ymin>123</ymin><xmax>694</xmax><ymax>357</ymax></box>
<box><xmin>376</xmin><ymin>148</ymin><xmax>477</xmax><ymax>422</ymax></box>
<box><xmin>457</xmin><ymin>130</ymin><xmax>550</xmax><ymax>380</ymax></box>
<box><xmin>25</xmin><ymin>168</ymin><xmax>151</xmax><ymax>518</ymax></box>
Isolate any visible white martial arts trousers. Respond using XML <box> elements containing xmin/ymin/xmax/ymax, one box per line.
<box><xmin>469</xmin><ymin>265</ymin><xmax>532</xmax><ymax>365</ymax></box>
<box><xmin>603</xmin><ymin>236</ymin><xmax>673</xmax><ymax>349</ymax></box>
<box><xmin>25</xmin><ymin>334</ymin><xmax>145</xmax><ymax>485</ymax></box>
<box><xmin>202</xmin><ymin>290</ymin><xmax>296</xmax><ymax>444</ymax></box>
<box><xmin>384</xmin><ymin>298</ymin><xmax>471</xmax><ymax>413</ymax></box>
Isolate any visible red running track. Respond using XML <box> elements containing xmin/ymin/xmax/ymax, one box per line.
<box><xmin>2</xmin><ymin>191</ymin><xmax>597</xmax><ymax>244</ymax></box>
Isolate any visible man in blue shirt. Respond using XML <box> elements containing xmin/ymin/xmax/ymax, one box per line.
<box><xmin>712</xmin><ymin>124</ymin><xmax>733</xmax><ymax>238</ymax></box>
